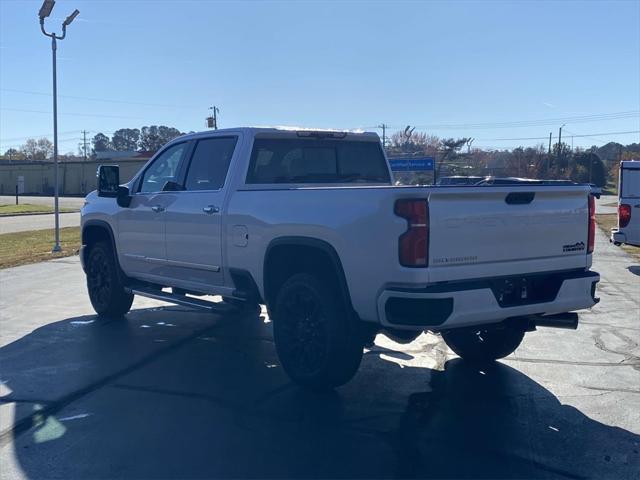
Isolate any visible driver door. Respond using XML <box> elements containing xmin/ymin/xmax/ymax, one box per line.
<box><xmin>117</xmin><ymin>141</ymin><xmax>190</xmax><ymax>279</ymax></box>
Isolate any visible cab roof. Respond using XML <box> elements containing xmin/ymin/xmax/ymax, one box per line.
<box><xmin>175</xmin><ymin>126</ymin><xmax>380</xmax><ymax>142</ymax></box>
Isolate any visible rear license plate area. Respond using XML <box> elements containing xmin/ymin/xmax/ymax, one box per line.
<box><xmin>489</xmin><ymin>273</ymin><xmax>564</xmax><ymax>307</ymax></box>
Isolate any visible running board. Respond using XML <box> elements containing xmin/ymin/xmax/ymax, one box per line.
<box><xmin>128</xmin><ymin>286</ymin><xmax>234</xmax><ymax>314</ymax></box>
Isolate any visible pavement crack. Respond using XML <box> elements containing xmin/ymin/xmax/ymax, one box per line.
<box><xmin>592</xmin><ymin>328</ymin><xmax>640</xmax><ymax>371</ymax></box>
<box><xmin>579</xmin><ymin>385</ymin><xmax>640</xmax><ymax>395</ymax></box>
<box><xmin>502</xmin><ymin>357</ymin><xmax>638</xmax><ymax>367</ymax></box>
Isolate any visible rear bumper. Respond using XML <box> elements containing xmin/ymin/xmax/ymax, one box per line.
<box><xmin>377</xmin><ymin>270</ymin><xmax>600</xmax><ymax>330</ymax></box>
<box><xmin>611</xmin><ymin>229</ymin><xmax>626</xmax><ymax>244</ymax></box>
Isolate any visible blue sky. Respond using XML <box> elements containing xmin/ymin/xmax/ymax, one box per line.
<box><xmin>1</xmin><ymin>0</ymin><xmax>639</xmax><ymax>154</ymax></box>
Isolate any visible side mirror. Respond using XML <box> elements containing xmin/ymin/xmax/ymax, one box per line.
<box><xmin>97</xmin><ymin>165</ymin><xmax>120</xmax><ymax>197</ymax></box>
<box><xmin>117</xmin><ymin>186</ymin><xmax>132</xmax><ymax>208</ymax></box>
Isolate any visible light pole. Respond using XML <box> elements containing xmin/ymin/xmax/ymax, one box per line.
<box><xmin>557</xmin><ymin>123</ymin><xmax>566</xmax><ymax>175</ymax></box>
<box><xmin>38</xmin><ymin>0</ymin><xmax>79</xmax><ymax>253</ymax></box>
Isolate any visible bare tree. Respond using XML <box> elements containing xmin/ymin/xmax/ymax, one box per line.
<box><xmin>20</xmin><ymin>138</ymin><xmax>53</xmax><ymax>160</ymax></box>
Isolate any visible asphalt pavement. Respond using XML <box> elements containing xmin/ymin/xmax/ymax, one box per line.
<box><xmin>0</xmin><ymin>196</ymin><xmax>82</xmax><ymax>235</ymax></box>
<box><xmin>0</xmin><ymin>196</ymin><xmax>86</xmax><ymax>210</ymax></box>
<box><xmin>0</xmin><ymin>212</ymin><xmax>81</xmax><ymax>234</ymax></box>
<box><xmin>0</xmin><ymin>229</ymin><xmax>638</xmax><ymax>479</ymax></box>
<box><xmin>596</xmin><ymin>194</ymin><xmax>619</xmax><ymax>214</ymax></box>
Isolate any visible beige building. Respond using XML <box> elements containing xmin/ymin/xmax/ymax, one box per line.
<box><xmin>0</xmin><ymin>157</ymin><xmax>149</xmax><ymax>196</ymax></box>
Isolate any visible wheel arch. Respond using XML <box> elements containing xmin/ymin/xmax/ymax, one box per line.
<box><xmin>263</xmin><ymin>236</ymin><xmax>354</xmax><ymax>315</ymax></box>
<box><xmin>81</xmin><ymin>220</ymin><xmax>121</xmax><ymax>272</ymax></box>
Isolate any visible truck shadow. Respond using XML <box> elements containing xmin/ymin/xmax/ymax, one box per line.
<box><xmin>1</xmin><ymin>307</ymin><xmax>638</xmax><ymax>479</ymax></box>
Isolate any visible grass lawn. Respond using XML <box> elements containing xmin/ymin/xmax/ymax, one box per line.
<box><xmin>595</xmin><ymin>214</ymin><xmax>640</xmax><ymax>261</ymax></box>
<box><xmin>0</xmin><ymin>203</ymin><xmax>77</xmax><ymax>216</ymax></box>
<box><xmin>0</xmin><ymin>227</ymin><xmax>81</xmax><ymax>269</ymax></box>
<box><xmin>602</xmin><ymin>180</ymin><xmax>618</xmax><ymax>196</ymax></box>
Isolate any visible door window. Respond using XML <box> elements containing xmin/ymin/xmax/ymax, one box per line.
<box><xmin>139</xmin><ymin>143</ymin><xmax>187</xmax><ymax>193</ymax></box>
<box><xmin>184</xmin><ymin>137</ymin><xmax>238</xmax><ymax>191</ymax></box>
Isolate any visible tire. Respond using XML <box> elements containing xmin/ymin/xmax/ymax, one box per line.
<box><xmin>86</xmin><ymin>241</ymin><xmax>134</xmax><ymax>317</ymax></box>
<box><xmin>442</xmin><ymin>324</ymin><xmax>525</xmax><ymax>363</ymax></box>
<box><xmin>273</xmin><ymin>273</ymin><xmax>363</xmax><ymax>390</ymax></box>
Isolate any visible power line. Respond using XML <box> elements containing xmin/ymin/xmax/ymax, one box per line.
<box><xmin>0</xmin><ymin>107</ymin><xmax>143</xmax><ymax>120</ymax></box>
<box><xmin>365</xmin><ymin>111</ymin><xmax>640</xmax><ymax>130</ymax></box>
<box><xmin>563</xmin><ymin>128</ymin><xmax>608</xmax><ymax>145</ymax></box>
<box><xmin>0</xmin><ymin>88</ymin><xmax>200</xmax><ymax>109</ymax></box>
<box><xmin>0</xmin><ymin>130</ymin><xmax>78</xmax><ymax>142</ymax></box>
<box><xmin>477</xmin><ymin>130</ymin><xmax>640</xmax><ymax>141</ymax></box>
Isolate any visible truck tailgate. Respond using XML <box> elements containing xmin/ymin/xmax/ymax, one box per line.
<box><xmin>427</xmin><ymin>186</ymin><xmax>590</xmax><ymax>282</ymax></box>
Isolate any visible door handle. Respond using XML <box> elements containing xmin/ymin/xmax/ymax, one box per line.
<box><xmin>151</xmin><ymin>205</ymin><xmax>165</xmax><ymax>213</ymax></box>
<box><xmin>202</xmin><ymin>205</ymin><xmax>220</xmax><ymax>214</ymax></box>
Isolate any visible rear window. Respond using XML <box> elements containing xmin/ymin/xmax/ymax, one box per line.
<box><xmin>621</xmin><ymin>168</ymin><xmax>640</xmax><ymax>198</ymax></box>
<box><xmin>246</xmin><ymin>138</ymin><xmax>390</xmax><ymax>184</ymax></box>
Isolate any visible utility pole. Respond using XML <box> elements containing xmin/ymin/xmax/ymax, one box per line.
<box><xmin>39</xmin><ymin>0</ymin><xmax>80</xmax><ymax>253</ymax></box>
<box><xmin>377</xmin><ymin>123</ymin><xmax>387</xmax><ymax>149</ymax></box>
<box><xmin>82</xmin><ymin>130</ymin><xmax>87</xmax><ymax>161</ymax></box>
<box><xmin>208</xmin><ymin>106</ymin><xmax>219</xmax><ymax>130</ymax></box>
<box><xmin>547</xmin><ymin>132</ymin><xmax>552</xmax><ymax>174</ymax></box>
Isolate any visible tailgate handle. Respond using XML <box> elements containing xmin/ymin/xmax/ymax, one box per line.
<box><xmin>505</xmin><ymin>192</ymin><xmax>535</xmax><ymax>205</ymax></box>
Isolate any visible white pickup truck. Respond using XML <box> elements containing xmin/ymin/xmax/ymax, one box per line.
<box><xmin>81</xmin><ymin>127</ymin><xmax>600</xmax><ymax>389</ymax></box>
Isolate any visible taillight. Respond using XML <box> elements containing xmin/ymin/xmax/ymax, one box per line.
<box><xmin>619</xmin><ymin>204</ymin><xmax>632</xmax><ymax>228</ymax></box>
<box><xmin>588</xmin><ymin>195</ymin><xmax>595</xmax><ymax>254</ymax></box>
<box><xmin>395</xmin><ymin>199</ymin><xmax>428</xmax><ymax>267</ymax></box>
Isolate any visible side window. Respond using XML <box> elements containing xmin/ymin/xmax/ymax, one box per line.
<box><xmin>140</xmin><ymin>143</ymin><xmax>187</xmax><ymax>193</ymax></box>
<box><xmin>184</xmin><ymin>137</ymin><xmax>238</xmax><ymax>191</ymax></box>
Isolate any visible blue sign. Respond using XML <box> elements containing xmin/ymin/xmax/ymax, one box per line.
<box><xmin>388</xmin><ymin>157</ymin><xmax>435</xmax><ymax>172</ymax></box>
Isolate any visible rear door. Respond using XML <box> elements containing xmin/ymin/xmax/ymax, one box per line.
<box><xmin>163</xmin><ymin>135</ymin><xmax>238</xmax><ymax>288</ymax></box>
<box><xmin>426</xmin><ymin>186</ymin><xmax>591</xmax><ymax>282</ymax></box>
<box><xmin>620</xmin><ymin>164</ymin><xmax>640</xmax><ymax>246</ymax></box>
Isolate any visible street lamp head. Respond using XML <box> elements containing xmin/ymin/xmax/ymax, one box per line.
<box><xmin>38</xmin><ymin>0</ymin><xmax>55</xmax><ymax>20</ymax></box>
<box><xmin>63</xmin><ymin>9</ymin><xmax>80</xmax><ymax>26</ymax></box>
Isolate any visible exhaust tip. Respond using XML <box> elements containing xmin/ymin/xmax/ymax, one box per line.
<box><xmin>533</xmin><ymin>312</ymin><xmax>579</xmax><ymax>330</ymax></box>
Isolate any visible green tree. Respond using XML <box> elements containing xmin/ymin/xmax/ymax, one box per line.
<box><xmin>92</xmin><ymin>133</ymin><xmax>111</xmax><ymax>153</ymax></box>
<box><xmin>436</xmin><ymin>137</ymin><xmax>471</xmax><ymax>177</ymax></box>
<box><xmin>111</xmin><ymin>128</ymin><xmax>140</xmax><ymax>151</ymax></box>
<box><xmin>571</xmin><ymin>151</ymin><xmax>607</xmax><ymax>186</ymax></box>
<box><xmin>2</xmin><ymin>148</ymin><xmax>25</xmax><ymax>160</ymax></box>
<box><xmin>552</xmin><ymin>142</ymin><xmax>572</xmax><ymax>174</ymax></box>
<box><xmin>139</xmin><ymin>125</ymin><xmax>183</xmax><ymax>152</ymax></box>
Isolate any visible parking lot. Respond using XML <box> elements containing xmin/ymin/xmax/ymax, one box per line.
<box><xmin>0</xmin><ymin>228</ymin><xmax>638</xmax><ymax>479</ymax></box>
